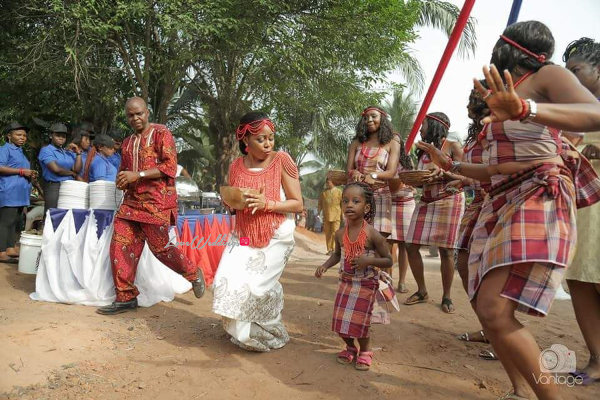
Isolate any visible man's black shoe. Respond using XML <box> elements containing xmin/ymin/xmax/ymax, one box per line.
<box><xmin>96</xmin><ymin>299</ymin><xmax>138</xmax><ymax>315</ymax></box>
<box><xmin>192</xmin><ymin>269</ymin><xmax>206</xmax><ymax>299</ymax></box>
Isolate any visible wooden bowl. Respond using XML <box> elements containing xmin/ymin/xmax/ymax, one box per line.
<box><xmin>219</xmin><ymin>186</ymin><xmax>260</xmax><ymax>210</ymax></box>
<box><xmin>327</xmin><ymin>170</ymin><xmax>347</xmax><ymax>186</ymax></box>
<box><xmin>397</xmin><ymin>170</ymin><xmax>432</xmax><ymax>187</ymax></box>
<box><xmin>388</xmin><ymin>178</ymin><xmax>403</xmax><ymax>193</ymax></box>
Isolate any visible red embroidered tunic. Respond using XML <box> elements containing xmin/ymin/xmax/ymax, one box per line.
<box><xmin>116</xmin><ymin>124</ymin><xmax>178</xmax><ymax>225</ymax></box>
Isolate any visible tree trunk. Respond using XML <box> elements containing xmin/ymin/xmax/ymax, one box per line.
<box><xmin>202</xmin><ymin>86</ymin><xmax>248</xmax><ymax>188</ymax></box>
<box><xmin>208</xmin><ymin>115</ymin><xmax>238</xmax><ymax>187</ymax></box>
<box><xmin>156</xmin><ymin>97</ymin><xmax>169</xmax><ymax>125</ymax></box>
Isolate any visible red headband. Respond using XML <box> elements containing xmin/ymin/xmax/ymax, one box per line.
<box><xmin>500</xmin><ymin>35</ymin><xmax>546</xmax><ymax>63</ymax></box>
<box><xmin>361</xmin><ymin>107</ymin><xmax>388</xmax><ymax>117</ymax></box>
<box><xmin>235</xmin><ymin>119</ymin><xmax>275</xmax><ymax>141</ymax></box>
<box><xmin>425</xmin><ymin>114</ymin><xmax>450</xmax><ymax>130</ymax></box>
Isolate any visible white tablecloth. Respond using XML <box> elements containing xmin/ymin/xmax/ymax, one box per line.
<box><xmin>30</xmin><ymin>209</ymin><xmax>192</xmax><ymax>307</ymax></box>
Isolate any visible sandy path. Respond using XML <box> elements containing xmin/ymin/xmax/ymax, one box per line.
<box><xmin>0</xmin><ymin>229</ymin><xmax>595</xmax><ymax>400</ymax></box>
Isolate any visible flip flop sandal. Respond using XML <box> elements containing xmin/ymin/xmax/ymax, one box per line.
<box><xmin>441</xmin><ymin>298</ymin><xmax>455</xmax><ymax>314</ymax></box>
<box><xmin>479</xmin><ymin>349</ymin><xmax>498</xmax><ymax>361</ymax></box>
<box><xmin>336</xmin><ymin>346</ymin><xmax>358</xmax><ymax>365</ymax></box>
<box><xmin>397</xmin><ymin>283</ymin><xmax>409</xmax><ymax>294</ymax></box>
<box><xmin>497</xmin><ymin>391</ymin><xmax>529</xmax><ymax>400</ymax></box>
<box><xmin>355</xmin><ymin>351</ymin><xmax>373</xmax><ymax>371</ymax></box>
<box><xmin>458</xmin><ymin>330</ymin><xmax>490</xmax><ymax>343</ymax></box>
<box><xmin>570</xmin><ymin>371</ymin><xmax>600</xmax><ymax>386</ymax></box>
<box><xmin>404</xmin><ymin>291</ymin><xmax>428</xmax><ymax>305</ymax></box>
<box><xmin>0</xmin><ymin>257</ymin><xmax>19</xmax><ymax>264</ymax></box>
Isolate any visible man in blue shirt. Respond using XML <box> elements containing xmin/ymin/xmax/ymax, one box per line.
<box><xmin>89</xmin><ymin>135</ymin><xmax>118</xmax><ymax>182</ymax></box>
<box><xmin>38</xmin><ymin>123</ymin><xmax>82</xmax><ymax>214</ymax></box>
<box><xmin>0</xmin><ymin>122</ymin><xmax>35</xmax><ymax>263</ymax></box>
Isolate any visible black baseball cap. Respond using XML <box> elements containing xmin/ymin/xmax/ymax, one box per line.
<box><xmin>93</xmin><ymin>134</ymin><xmax>115</xmax><ymax>148</ymax></box>
<box><xmin>79</xmin><ymin>121</ymin><xmax>95</xmax><ymax>134</ymax></box>
<box><xmin>107</xmin><ymin>129</ymin><xmax>124</xmax><ymax>141</ymax></box>
<box><xmin>3</xmin><ymin>122</ymin><xmax>30</xmax><ymax>134</ymax></box>
<box><xmin>71</xmin><ymin>127</ymin><xmax>91</xmax><ymax>144</ymax></box>
<box><xmin>49</xmin><ymin>122</ymin><xmax>69</xmax><ymax>134</ymax></box>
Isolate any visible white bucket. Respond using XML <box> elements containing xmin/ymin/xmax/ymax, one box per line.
<box><xmin>18</xmin><ymin>232</ymin><xmax>43</xmax><ymax>274</ymax></box>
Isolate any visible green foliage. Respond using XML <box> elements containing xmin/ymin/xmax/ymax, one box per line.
<box><xmin>398</xmin><ymin>0</ymin><xmax>478</xmax><ymax>94</ymax></box>
<box><xmin>417</xmin><ymin>0</ymin><xmax>477</xmax><ymax>59</ymax></box>
<box><xmin>300</xmin><ymin>168</ymin><xmax>328</xmax><ymax>201</ymax></box>
<box><xmin>1</xmin><ymin>0</ymin><xmax>478</xmax><ymax>193</ymax></box>
<box><xmin>384</xmin><ymin>89</ymin><xmax>418</xmax><ymax>139</ymax></box>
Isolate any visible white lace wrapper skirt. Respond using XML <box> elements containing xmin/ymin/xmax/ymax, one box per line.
<box><xmin>212</xmin><ymin>217</ymin><xmax>295</xmax><ymax>351</ymax></box>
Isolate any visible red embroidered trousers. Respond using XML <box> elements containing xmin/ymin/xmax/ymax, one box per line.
<box><xmin>110</xmin><ymin>217</ymin><xmax>197</xmax><ymax>302</ymax></box>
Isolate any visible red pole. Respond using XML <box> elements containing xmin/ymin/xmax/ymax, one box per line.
<box><xmin>405</xmin><ymin>0</ymin><xmax>477</xmax><ymax>153</ymax></box>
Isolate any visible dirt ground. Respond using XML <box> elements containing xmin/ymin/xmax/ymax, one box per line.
<box><xmin>0</xmin><ymin>228</ymin><xmax>596</xmax><ymax>400</ymax></box>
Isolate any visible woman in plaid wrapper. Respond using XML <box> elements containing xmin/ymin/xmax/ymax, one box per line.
<box><xmin>563</xmin><ymin>36</ymin><xmax>600</xmax><ymax>386</ymax></box>
<box><xmin>454</xmin><ymin>82</ymin><xmax>499</xmax><ymax>361</ymax></box>
<box><xmin>405</xmin><ymin>112</ymin><xmax>465</xmax><ymax>314</ymax></box>
<box><xmin>419</xmin><ymin>21</ymin><xmax>600</xmax><ymax>400</ymax></box>
<box><xmin>346</xmin><ymin>106</ymin><xmax>400</xmax><ymax>240</ymax></box>
<box><xmin>315</xmin><ymin>182</ymin><xmax>392</xmax><ymax>371</ymax></box>
<box><xmin>388</xmin><ymin>137</ymin><xmax>415</xmax><ymax>293</ymax></box>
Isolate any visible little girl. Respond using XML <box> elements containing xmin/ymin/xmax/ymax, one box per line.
<box><xmin>315</xmin><ymin>182</ymin><xmax>392</xmax><ymax>371</ymax></box>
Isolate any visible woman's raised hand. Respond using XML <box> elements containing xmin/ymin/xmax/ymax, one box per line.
<box><xmin>474</xmin><ymin>65</ymin><xmax>523</xmax><ymax>124</ymax></box>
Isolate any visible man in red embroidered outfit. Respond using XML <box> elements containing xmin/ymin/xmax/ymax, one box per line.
<box><xmin>97</xmin><ymin>97</ymin><xmax>205</xmax><ymax>315</ymax></box>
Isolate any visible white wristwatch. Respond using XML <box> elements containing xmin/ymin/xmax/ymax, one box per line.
<box><xmin>371</xmin><ymin>173</ymin><xmax>378</xmax><ymax>180</ymax></box>
<box><xmin>521</xmin><ymin>99</ymin><xmax>537</xmax><ymax>124</ymax></box>
<box><xmin>450</xmin><ymin>161</ymin><xmax>462</xmax><ymax>173</ymax></box>
<box><xmin>139</xmin><ymin>171</ymin><xmax>146</xmax><ymax>178</ymax></box>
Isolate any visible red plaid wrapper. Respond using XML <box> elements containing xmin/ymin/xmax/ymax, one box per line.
<box><xmin>354</xmin><ymin>145</ymin><xmax>392</xmax><ymax>234</ymax></box>
<box><xmin>332</xmin><ymin>274</ymin><xmax>378</xmax><ymax>338</ymax></box>
<box><xmin>468</xmin><ymin>164</ymin><xmax>577</xmax><ymax>316</ymax></box>
<box><xmin>560</xmin><ymin>139</ymin><xmax>600</xmax><ymax>209</ymax></box>
<box><xmin>406</xmin><ymin>192</ymin><xmax>465</xmax><ymax>248</ymax></box>
<box><xmin>389</xmin><ymin>194</ymin><xmax>415</xmax><ymax>242</ymax></box>
<box><xmin>502</xmin><ymin>262</ymin><xmax>565</xmax><ymax>317</ymax></box>
<box><xmin>457</xmin><ymin>195</ymin><xmax>484</xmax><ymax>250</ymax></box>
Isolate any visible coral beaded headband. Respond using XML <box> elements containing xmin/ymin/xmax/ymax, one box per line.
<box><xmin>361</xmin><ymin>107</ymin><xmax>388</xmax><ymax>117</ymax></box>
<box><xmin>425</xmin><ymin>114</ymin><xmax>450</xmax><ymax>130</ymax></box>
<box><xmin>236</xmin><ymin>119</ymin><xmax>276</xmax><ymax>141</ymax></box>
<box><xmin>500</xmin><ymin>35</ymin><xmax>546</xmax><ymax>63</ymax></box>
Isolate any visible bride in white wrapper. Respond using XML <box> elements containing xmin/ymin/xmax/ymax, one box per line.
<box><xmin>212</xmin><ymin>111</ymin><xmax>303</xmax><ymax>352</ymax></box>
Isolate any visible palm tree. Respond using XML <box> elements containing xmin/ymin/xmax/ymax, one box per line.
<box><xmin>418</xmin><ymin>0</ymin><xmax>478</xmax><ymax>58</ymax></box>
<box><xmin>399</xmin><ymin>0</ymin><xmax>478</xmax><ymax>94</ymax></box>
<box><xmin>384</xmin><ymin>89</ymin><xmax>419</xmax><ymax>140</ymax></box>
<box><xmin>301</xmin><ymin>0</ymin><xmax>478</xmax><ymax>184</ymax></box>
<box><xmin>300</xmin><ymin>167</ymin><xmax>329</xmax><ymax>201</ymax></box>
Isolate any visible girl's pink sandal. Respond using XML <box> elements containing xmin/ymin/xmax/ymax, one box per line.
<box><xmin>336</xmin><ymin>346</ymin><xmax>358</xmax><ymax>365</ymax></box>
<box><xmin>355</xmin><ymin>351</ymin><xmax>373</xmax><ymax>371</ymax></box>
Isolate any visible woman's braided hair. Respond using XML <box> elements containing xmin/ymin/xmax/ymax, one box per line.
<box><xmin>563</xmin><ymin>37</ymin><xmax>600</xmax><ymax>66</ymax></box>
<box><xmin>465</xmin><ymin>80</ymin><xmax>489</xmax><ymax>146</ymax></box>
<box><xmin>416</xmin><ymin>112</ymin><xmax>450</xmax><ymax>159</ymax></box>
<box><xmin>397</xmin><ymin>135</ymin><xmax>414</xmax><ymax>170</ymax></box>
